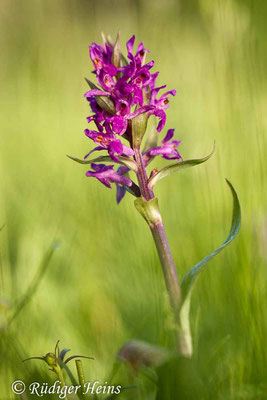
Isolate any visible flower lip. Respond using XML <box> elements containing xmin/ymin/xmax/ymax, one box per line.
<box><xmin>86</xmin><ymin>163</ymin><xmax>133</xmax><ymax>189</ymax></box>
<box><xmin>94</xmin><ymin>58</ymin><xmax>103</xmax><ymax>69</ymax></box>
<box><xmin>146</xmin><ymin>129</ymin><xmax>182</xmax><ymax>160</ymax></box>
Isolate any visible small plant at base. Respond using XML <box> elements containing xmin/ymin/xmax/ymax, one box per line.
<box><xmin>23</xmin><ymin>340</ymin><xmax>94</xmax><ymax>391</ymax></box>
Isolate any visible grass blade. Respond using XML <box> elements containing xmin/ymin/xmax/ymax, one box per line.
<box><xmin>8</xmin><ymin>244</ymin><xmax>57</xmax><ymax>325</ymax></box>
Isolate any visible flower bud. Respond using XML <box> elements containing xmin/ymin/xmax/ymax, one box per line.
<box><xmin>44</xmin><ymin>352</ymin><xmax>57</xmax><ymax>366</ymax></box>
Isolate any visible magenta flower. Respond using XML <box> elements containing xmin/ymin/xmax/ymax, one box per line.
<box><xmin>146</xmin><ymin>129</ymin><xmax>182</xmax><ymax>160</ymax></box>
<box><xmin>149</xmin><ymin>86</ymin><xmax>177</xmax><ymax>132</ymax></box>
<box><xmin>84</xmin><ymin>126</ymin><xmax>134</xmax><ymax>162</ymax></box>
<box><xmin>126</xmin><ymin>35</ymin><xmax>149</xmax><ymax>67</ymax></box>
<box><xmin>85</xmin><ymin>90</ymin><xmax>153</xmax><ymax>136</ymax></box>
<box><xmin>72</xmin><ymin>34</ymin><xmax>182</xmax><ymax>202</ymax></box>
<box><xmin>89</xmin><ymin>42</ymin><xmax>117</xmax><ymax>77</ymax></box>
<box><xmin>115</xmin><ymin>166</ymin><xmax>131</xmax><ymax>203</ymax></box>
<box><xmin>86</xmin><ymin>164</ymin><xmax>132</xmax><ymax>189</ymax></box>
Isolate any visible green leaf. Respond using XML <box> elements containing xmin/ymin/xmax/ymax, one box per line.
<box><xmin>178</xmin><ymin>293</ymin><xmax>193</xmax><ymax>358</ymax></box>
<box><xmin>101</xmin><ymin>32</ymin><xmax>128</xmax><ymax>66</ymax></box>
<box><xmin>148</xmin><ymin>142</ymin><xmax>215</xmax><ymax>188</ymax></box>
<box><xmin>57</xmin><ymin>359</ymin><xmax>85</xmax><ymax>400</ymax></box>
<box><xmin>112</xmin><ymin>32</ymin><xmax>121</xmax><ymax>68</ymax></box>
<box><xmin>67</xmin><ymin>154</ymin><xmax>137</xmax><ymax>172</ymax></box>
<box><xmin>64</xmin><ymin>354</ymin><xmax>94</xmax><ymax>364</ymax></box>
<box><xmin>142</xmin><ymin>116</ymin><xmax>158</xmax><ymax>154</ymax></box>
<box><xmin>84</xmin><ymin>78</ymin><xmax>115</xmax><ymax>114</ymax></box>
<box><xmin>120</xmin><ymin>52</ymin><xmax>129</xmax><ymax>66</ymax></box>
<box><xmin>134</xmin><ymin>197</ymin><xmax>162</xmax><ymax>226</ymax></box>
<box><xmin>181</xmin><ymin>179</ymin><xmax>241</xmax><ymax>301</ymax></box>
<box><xmin>8</xmin><ymin>244</ymin><xmax>57</xmax><ymax>325</ymax></box>
<box><xmin>123</xmin><ymin>184</ymin><xmax>141</xmax><ymax>198</ymax></box>
<box><xmin>132</xmin><ymin>108</ymin><xmax>149</xmax><ymax>149</ymax></box>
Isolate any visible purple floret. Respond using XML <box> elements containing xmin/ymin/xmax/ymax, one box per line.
<box><xmin>86</xmin><ymin>164</ymin><xmax>132</xmax><ymax>189</ymax></box>
<box><xmin>146</xmin><ymin>129</ymin><xmax>182</xmax><ymax>160</ymax></box>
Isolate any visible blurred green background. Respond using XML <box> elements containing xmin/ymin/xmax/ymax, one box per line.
<box><xmin>0</xmin><ymin>0</ymin><xmax>267</xmax><ymax>399</ymax></box>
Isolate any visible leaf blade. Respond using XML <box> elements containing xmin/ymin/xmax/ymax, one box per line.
<box><xmin>142</xmin><ymin>115</ymin><xmax>158</xmax><ymax>154</ymax></box>
<box><xmin>8</xmin><ymin>244</ymin><xmax>57</xmax><ymax>326</ymax></box>
<box><xmin>181</xmin><ymin>179</ymin><xmax>241</xmax><ymax>300</ymax></box>
<box><xmin>84</xmin><ymin>78</ymin><xmax>115</xmax><ymax>114</ymax></box>
<box><xmin>67</xmin><ymin>154</ymin><xmax>137</xmax><ymax>172</ymax></box>
<box><xmin>112</xmin><ymin>32</ymin><xmax>121</xmax><ymax>68</ymax></box>
<box><xmin>148</xmin><ymin>142</ymin><xmax>215</xmax><ymax>188</ymax></box>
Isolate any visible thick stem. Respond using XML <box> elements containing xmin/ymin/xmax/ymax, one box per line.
<box><xmin>150</xmin><ymin>221</ymin><xmax>181</xmax><ymax>317</ymax></box>
<box><xmin>151</xmin><ymin>221</ymin><xmax>192</xmax><ymax>357</ymax></box>
<box><xmin>134</xmin><ymin>147</ymin><xmax>181</xmax><ymax>314</ymax></box>
<box><xmin>134</xmin><ymin>147</ymin><xmax>154</xmax><ymax>201</ymax></box>
<box><xmin>134</xmin><ymin>149</ymin><xmax>192</xmax><ymax>357</ymax></box>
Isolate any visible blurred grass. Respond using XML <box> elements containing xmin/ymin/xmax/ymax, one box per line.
<box><xmin>0</xmin><ymin>0</ymin><xmax>267</xmax><ymax>398</ymax></box>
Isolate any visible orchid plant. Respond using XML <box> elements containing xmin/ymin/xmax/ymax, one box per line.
<box><xmin>69</xmin><ymin>33</ymin><xmax>241</xmax><ymax>358</ymax></box>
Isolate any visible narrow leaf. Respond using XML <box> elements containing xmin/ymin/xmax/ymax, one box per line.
<box><xmin>101</xmin><ymin>31</ymin><xmax>108</xmax><ymax>44</ymax></box>
<box><xmin>148</xmin><ymin>142</ymin><xmax>215</xmax><ymax>188</ymax></box>
<box><xmin>181</xmin><ymin>179</ymin><xmax>241</xmax><ymax>300</ymax></box>
<box><xmin>84</xmin><ymin>78</ymin><xmax>115</xmax><ymax>114</ymax></box>
<box><xmin>67</xmin><ymin>154</ymin><xmax>137</xmax><ymax>172</ymax></box>
<box><xmin>120</xmin><ymin>52</ymin><xmax>129</xmax><ymax>66</ymax></box>
<box><xmin>178</xmin><ymin>294</ymin><xmax>193</xmax><ymax>358</ymax></box>
<box><xmin>59</xmin><ymin>348</ymin><xmax>71</xmax><ymax>361</ymax></box>
<box><xmin>57</xmin><ymin>359</ymin><xmax>84</xmax><ymax>400</ymax></box>
<box><xmin>54</xmin><ymin>340</ymin><xmax>60</xmax><ymax>357</ymax></box>
<box><xmin>123</xmin><ymin>183</ymin><xmax>141</xmax><ymax>198</ymax></box>
<box><xmin>22</xmin><ymin>357</ymin><xmax>45</xmax><ymax>363</ymax></box>
<box><xmin>8</xmin><ymin>244</ymin><xmax>56</xmax><ymax>325</ymax></box>
<box><xmin>132</xmin><ymin>108</ymin><xmax>149</xmax><ymax>149</ymax></box>
<box><xmin>64</xmin><ymin>355</ymin><xmax>94</xmax><ymax>364</ymax></box>
<box><xmin>112</xmin><ymin>32</ymin><xmax>121</xmax><ymax>68</ymax></box>
<box><xmin>142</xmin><ymin>116</ymin><xmax>158</xmax><ymax>154</ymax></box>
<box><xmin>84</xmin><ymin>77</ymin><xmax>98</xmax><ymax>91</ymax></box>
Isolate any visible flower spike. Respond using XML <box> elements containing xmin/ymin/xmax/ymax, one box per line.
<box><xmin>70</xmin><ymin>34</ymin><xmax>180</xmax><ymax>203</ymax></box>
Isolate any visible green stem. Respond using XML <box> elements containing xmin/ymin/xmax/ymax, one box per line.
<box><xmin>134</xmin><ymin>147</ymin><xmax>154</xmax><ymax>201</ymax></box>
<box><xmin>75</xmin><ymin>359</ymin><xmax>86</xmax><ymax>398</ymax></box>
<box><xmin>134</xmin><ymin>148</ymin><xmax>192</xmax><ymax>357</ymax></box>
<box><xmin>150</xmin><ymin>220</ymin><xmax>181</xmax><ymax>317</ymax></box>
<box><xmin>54</xmin><ymin>365</ymin><xmax>70</xmax><ymax>400</ymax></box>
<box><xmin>53</xmin><ymin>363</ymin><xmax>71</xmax><ymax>400</ymax></box>
<box><xmin>55</xmin><ymin>366</ymin><xmax>66</xmax><ymax>387</ymax></box>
